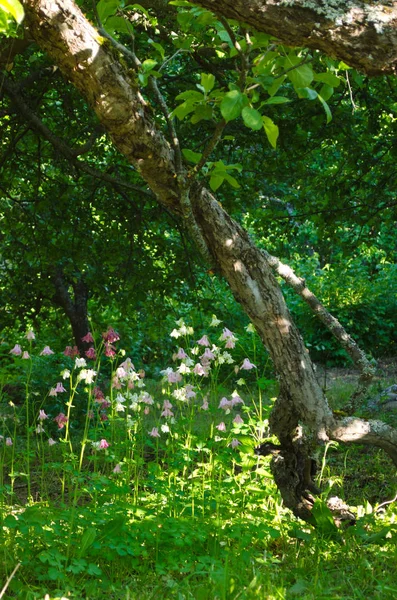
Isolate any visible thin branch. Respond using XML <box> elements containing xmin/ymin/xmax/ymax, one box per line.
<box><xmin>0</xmin><ymin>563</ymin><xmax>21</xmax><ymax>600</ymax></box>
<box><xmin>261</xmin><ymin>248</ymin><xmax>376</xmax><ymax>399</ymax></box>
<box><xmin>3</xmin><ymin>76</ymin><xmax>153</xmax><ymax>196</ymax></box>
<box><xmin>192</xmin><ymin>119</ymin><xmax>227</xmax><ymax>176</ymax></box>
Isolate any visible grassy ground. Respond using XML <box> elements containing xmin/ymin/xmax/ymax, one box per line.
<box><xmin>1</xmin><ymin>339</ymin><xmax>396</xmax><ymax>599</ymax></box>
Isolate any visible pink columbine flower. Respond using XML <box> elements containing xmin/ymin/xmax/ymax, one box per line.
<box><xmin>185</xmin><ymin>385</ymin><xmax>196</xmax><ymax>399</ymax></box>
<box><xmin>48</xmin><ymin>438</ymin><xmax>57</xmax><ymax>446</ymax></box>
<box><xmin>148</xmin><ymin>427</ymin><xmax>160</xmax><ymax>438</ymax></box>
<box><xmin>161</xmin><ymin>399</ymin><xmax>174</xmax><ymax>418</ymax></box>
<box><xmin>193</xmin><ymin>363</ymin><xmax>207</xmax><ymax>376</ymax></box>
<box><xmin>99</xmin><ymin>439</ymin><xmax>110</xmax><ymax>449</ymax></box>
<box><xmin>230</xmin><ymin>439</ymin><xmax>241</xmax><ymax>449</ymax></box>
<box><xmin>144</xmin><ymin>407</ymin><xmax>150</xmax><ymax>415</ymax></box>
<box><xmin>6</xmin><ymin>437</ymin><xmax>13</xmax><ymax>446</ymax></box>
<box><xmin>201</xmin><ymin>397</ymin><xmax>209</xmax><ymax>410</ymax></box>
<box><xmin>116</xmin><ymin>366</ymin><xmax>127</xmax><ymax>379</ymax></box>
<box><xmin>40</xmin><ymin>346</ymin><xmax>54</xmax><ymax>356</ymax></box>
<box><xmin>175</xmin><ymin>348</ymin><xmax>188</xmax><ymax>360</ymax></box>
<box><xmin>94</xmin><ymin>387</ymin><xmax>105</xmax><ymax>402</ymax></box>
<box><xmin>10</xmin><ymin>344</ymin><xmax>22</xmax><ymax>356</ymax></box>
<box><xmin>219</xmin><ymin>397</ymin><xmax>232</xmax><ymax>411</ymax></box>
<box><xmin>225</xmin><ymin>338</ymin><xmax>236</xmax><ymax>349</ymax></box>
<box><xmin>54</xmin><ymin>413</ymin><xmax>68</xmax><ymax>429</ymax></box>
<box><xmin>64</xmin><ymin>346</ymin><xmax>79</xmax><ymax>358</ymax></box>
<box><xmin>216</xmin><ymin>422</ymin><xmax>226</xmax><ymax>432</ymax></box>
<box><xmin>54</xmin><ymin>382</ymin><xmax>67</xmax><ymax>393</ymax></box>
<box><xmin>26</xmin><ymin>330</ymin><xmax>35</xmax><ymax>341</ymax></box>
<box><xmin>197</xmin><ymin>335</ymin><xmax>210</xmax><ymax>347</ymax></box>
<box><xmin>141</xmin><ymin>393</ymin><xmax>154</xmax><ymax>405</ymax></box>
<box><xmin>220</xmin><ymin>328</ymin><xmax>234</xmax><ymax>340</ymax></box>
<box><xmin>231</xmin><ymin>394</ymin><xmax>244</xmax><ymax>406</ymax></box>
<box><xmin>167</xmin><ymin>370</ymin><xmax>182</xmax><ymax>384</ymax></box>
<box><xmin>200</xmin><ymin>348</ymin><xmax>215</xmax><ymax>362</ymax></box>
<box><xmin>22</xmin><ymin>351</ymin><xmax>30</xmax><ymax>359</ymax></box>
<box><xmin>82</xmin><ymin>332</ymin><xmax>94</xmax><ymax>344</ymax></box>
<box><xmin>113</xmin><ymin>463</ymin><xmax>122</xmax><ymax>473</ymax></box>
<box><xmin>38</xmin><ymin>410</ymin><xmax>48</xmax><ymax>420</ymax></box>
<box><xmin>233</xmin><ymin>414</ymin><xmax>244</xmax><ymax>425</ymax></box>
<box><xmin>102</xmin><ymin>327</ymin><xmax>120</xmax><ymax>344</ymax></box>
<box><xmin>85</xmin><ymin>347</ymin><xmax>96</xmax><ymax>360</ymax></box>
<box><xmin>104</xmin><ymin>343</ymin><xmax>116</xmax><ymax>358</ymax></box>
<box><xmin>100</xmin><ymin>412</ymin><xmax>108</xmax><ymax>421</ymax></box>
<box><xmin>240</xmin><ymin>358</ymin><xmax>256</xmax><ymax>370</ymax></box>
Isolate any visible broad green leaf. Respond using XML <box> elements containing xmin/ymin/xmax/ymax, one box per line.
<box><xmin>262</xmin><ymin>116</ymin><xmax>279</xmax><ymax>149</ymax></box>
<box><xmin>262</xmin><ymin>96</ymin><xmax>290</xmax><ymax>105</ymax></box>
<box><xmin>287</xmin><ymin>58</ymin><xmax>314</xmax><ymax>89</ymax></box>
<box><xmin>297</xmin><ymin>87</ymin><xmax>318</xmax><ymax>100</ymax></box>
<box><xmin>141</xmin><ymin>59</ymin><xmax>157</xmax><ymax>73</ymax></box>
<box><xmin>200</xmin><ymin>73</ymin><xmax>215</xmax><ymax>94</ymax></box>
<box><xmin>191</xmin><ymin>104</ymin><xmax>213</xmax><ymax>123</ymax></box>
<box><xmin>175</xmin><ymin>90</ymin><xmax>204</xmax><ymax>102</ymax></box>
<box><xmin>220</xmin><ymin>90</ymin><xmax>248</xmax><ymax>122</ymax></box>
<box><xmin>242</xmin><ymin>107</ymin><xmax>263</xmax><ymax>131</ymax></box>
<box><xmin>78</xmin><ymin>527</ymin><xmax>97</xmax><ymax>558</ymax></box>
<box><xmin>0</xmin><ymin>0</ymin><xmax>24</xmax><ymax>23</ymax></box>
<box><xmin>104</xmin><ymin>15</ymin><xmax>132</xmax><ymax>35</ymax></box>
<box><xmin>148</xmin><ymin>39</ymin><xmax>165</xmax><ymax>60</ymax></box>
<box><xmin>96</xmin><ymin>0</ymin><xmax>118</xmax><ymax>23</ymax></box>
<box><xmin>314</xmin><ymin>72</ymin><xmax>341</xmax><ymax>87</ymax></box>
<box><xmin>319</xmin><ymin>83</ymin><xmax>334</xmax><ymax>101</ymax></box>
<box><xmin>317</xmin><ymin>94</ymin><xmax>332</xmax><ymax>123</ymax></box>
<box><xmin>169</xmin><ymin>0</ymin><xmax>192</xmax><ymax>5</ymax></box>
<box><xmin>224</xmin><ymin>173</ymin><xmax>240</xmax><ymax>188</ymax></box>
<box><xmin>267</xmin><ymin>76</ymin><xmax>285</xmax><ymax>97</ymax></box>
<box><xmin>182</xmin><ymin>148</ymin><xmax>202</xmax><ymax>164</ymax></box>
<box><xmin>171</xmin><ymin>102</ymin><xmax>196</xmax><ymax>120</ymax></box>
<box><xmin>209</xmin><ymin>175</ymin><xmax>224</xmax><ymax>191</ymax></box>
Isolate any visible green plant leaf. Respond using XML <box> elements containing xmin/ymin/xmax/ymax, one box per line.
<box><xmin>200</xmin><ymin>73</ymin><xmax>215</xmax><ymax>94</ymax></box>
<box><xmin>78</xmin><ymin>527</ymin><xmax>97</xmax><ymax>558</ymax></box>
<box><xmin>209</xmin><ymin>175</ymin><xmax>224</xmax><ymax>191</ymax></box>
<box><xmin>191</xmin><ymin>104</ymin><xmax>213</xmax><ymax>123</ymax></box>
<box><xmin>242</xmin><ymin>107</ymin><xmax>263</xmax><ymax>131</ymax></box>
<box><xmin>220</xmin><ymin>90</ymin><xmax>248</xmax><ymax>122</ymax></box>
<box><xmin>262</xmin><ymin>116</ymin><xmax>279</xmax><ymax>149</ymax></box>
<box><xmin>96</xmin><ymin>0</ymin><xmax>118</xmax><ymax>23</ymax></box>
<box><xmin>182</xmin><ymin>148</ymin><xmax>202</xmax><ymax>164</ymax></box>
<box><xmin>224</xmin><ymin>173</ymin><xmax>241</xmax><ymax>188</ymax></box>
<box><xmin>0</xmin><ymin>0</ymin><xmax>24</xmax><ymax>23</ymax></box>
<box><xmin>314</xmin><ymin>72</ymin><xmax>341</xmax><ymax>87</ymax></box>
<box><xmin>318</xmin><ymin>94</ymin><xmax>332</xmax><ymax>123</ymax></box>
<box><xmin>287</xmin><ymin>59</ymin><xmax>314</xmax><ymax>89</ymax></box>
<box><xmin>262</xmin><ymin>96</ymin><xmax>290</xmax><ymax>105</ymax></box>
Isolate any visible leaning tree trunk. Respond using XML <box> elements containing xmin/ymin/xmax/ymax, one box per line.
<box><xmin>23</xmin><ymin>0</ymin><xmax>397</xmax><ymax>521</ymax></box>
<box><xmin>52</xmin><ymin>268</ymin><xmax>90</xmax><ymax>355</ymax></box>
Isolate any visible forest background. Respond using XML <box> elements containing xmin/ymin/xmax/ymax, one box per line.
<box><xmin>0</xmin><ymin>0</ymin><xmax>397</xmax><ymax>598</ymax></box>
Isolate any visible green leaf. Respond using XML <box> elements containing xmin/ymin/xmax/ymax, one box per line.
<box><xmin>169</xmin><ymin>0</ymin><xmax>192</xmax><ymax>5</ymax></box>
<box><xmin>242</xmin><ymin>107</ymin><xmax>263</xmax><ymax>131</ymax></box>
<box><xmin>262</xmin><ymin>116</ymin><xmax>279</xmax><ymax>149</ymax></box>
<box><xmin>220</xmin><ymin>90</ymin><xmax>248</xmax><ymax>122</ymax></box>
<box><xmin>200</xmin><ymin>73</ymin><xmax>215</xmax><ymax>94</ymax></box>
<box><xmin>262</xmin><ymin>96</ymin><xmax>290</xmax><ymax>105</ymax></box>
<box><xmin>78</xmin><ymin>527</ymin><xmax>97</xmax><ymax>558</ymax></box>
<box><xmin>267</xmin><ymin>76</ymin><xmax>285</xmax><ymax>97</ymax></box>
<box><xmin>87</xmin><ymin>563</ymin><xmax>102</xmax><ymax>575</ymax></box>
<box><xmin>209</xmin><ymin>175</ymin><xmax>224</xmax><ymax>191</ymax></box>
<box><xmin>182</xmin><ymin>148</ymin><xmax>202</xmax><ymax>164</ymax></box>
<box><xmin>224</xmin><ymin>173</ymin><xmax>240</xmax><ymax>188</ymax></box>
<box><xmin>96</xmin><ymin>0</ymin><xmax>118</xmax><ymax>23</ymax></box>
<box><xmin>311</xmin><ymin>499</ymin><xmax>338</xmax><ymax>535</ymax></box>
<box><xmin>141</xmin><ymin>59</ymin><xmax>158</xmax><ymax>73</ymax></box>
<box><xmin>172</xmin><ymin>101</ymin><xmax>196</xmax><ymax>120</ymax></box>
<box><xmin>317</xmin><ymin>94</ymin><xmax>332</xmax><ymax>123</ymax></box>
<box><xmin>0</xmin><ymin>0</ymin><xmax>24</xmax><ymax>23</ymax></box>
<box><xmin>297</xmin><ymin>87</ymin><xmax>318</xmax><ymax>100</ymax></box>
<box><xmin>287</xmin><ymin>58</ymin><xmax>314</xmax><ymax>89</ymax></box>
<box><xmin>319</xmin><ymin>83</ymin><xmax>334</xmax><ymax>102</ymax></box>
<box><xmin>148</xmin><ymin>39</ymin><xmax>165</xmax><ymax>60</ymax></box>
<box><xmin>104</xmin><ymin>15</ymin><xmax>132</xmax><ymax>35</ymax></box>
<box><xmin>190</xmin><ymin>104</ymin><xmax>213</xmax><ymax>123</ymax></box>
<box><xmin>175</xmin><ymin>90</ymin><xmax>204</xmax><ymax>102</ymax></box>
<box><xmin>314</xmin><ymin>72</ymin><xmax>341</xmax><ymax>87</ymax></box>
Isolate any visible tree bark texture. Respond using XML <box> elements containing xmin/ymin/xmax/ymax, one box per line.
<box><xmin>23</xmin><ymin>0</ymin><xmax>397</xmax><ymax>520</ymax></box>
<box><xmin>52</xmin><ymin>269</ymin><xmax>90</xmax><ymax>355</ymax></box>
<box><xmin>194</xmin><ymin>0</ymin><xmax>397</xmax><ymax>76</ymax></box>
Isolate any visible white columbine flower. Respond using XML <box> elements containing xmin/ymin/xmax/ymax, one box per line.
<box><xmin>75</xmin><ymin>357</ymin><xmax>87</xmax><ymax>368</ymax></box>
<box><xmin>61</xmin><ymin>369</ymin><xmax>71</xmax><ymax>380</ymax></box>
<box><xmin>210</xmin><ymin>315</ymin><xmax>221</xmax><ymax>327</ymax></box>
